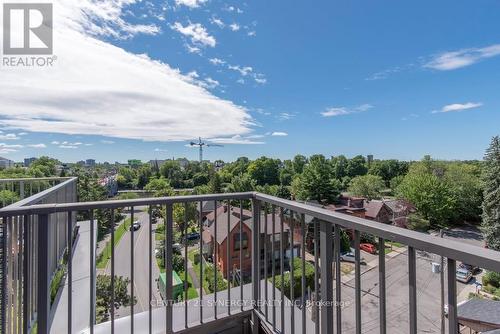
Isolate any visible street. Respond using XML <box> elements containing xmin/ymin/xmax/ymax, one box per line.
<box><xmin>338</xmin><ymin>248</ymin><xmax>468</xmax><ymax>334</ymax></box>
<box><xmin>104</xmin><ymin>208</ymin><xmax>162</xmax><ymax>317</ymax></box>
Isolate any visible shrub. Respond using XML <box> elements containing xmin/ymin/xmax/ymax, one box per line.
<box><xmin>483</xmin><ymin>271</ymin><xmax>500</xmax><ymax>288</ymax></box>
<box><xmin>407</xmin><ymin>213</ymin><xmax>430</xmax><ymax>232</ymax></box>
<box><xmin>274</xmin><ymin>258</ymin><xmax>315</xmax><ymax>299</ymax></box>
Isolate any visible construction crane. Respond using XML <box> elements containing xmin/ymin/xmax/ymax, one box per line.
<box><xmin>190</xmin><ymin>137</ymin><xmax>223</xmax><ymax>162</ymax></box>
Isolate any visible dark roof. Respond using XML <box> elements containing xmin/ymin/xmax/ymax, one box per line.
<box><xmin>206</xmin><ymin>210</ymin><xmax>252</xmax><ymax>244</ymax></box>
<box><xmin>260</xmin><ymin>213</ymin><xmax>290</xmax><ymax>235</ymax></box>
<box><xmin>204</xmin><ymin>209</ymin><xmax>290</xmax><ymax>244</ymax></box>
<box><xmin>364</xmin><ymin>200</ymin><xmax>387</xmax><ymax>219</ymax></box>
<box><xmin>457</xmin><ymin>299</ymin><xmax>500</xmax><ymax>326</ymax></box>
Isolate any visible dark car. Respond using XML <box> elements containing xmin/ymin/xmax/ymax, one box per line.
<box><xmin>186</xmin><ymin>232</ymin><xmax>200</xmax><ymax>241</ymax></box>
<box><xmin>130</xmin><ymin>221</ymin><xmax>140</xmax><ymax>231</ymax></box>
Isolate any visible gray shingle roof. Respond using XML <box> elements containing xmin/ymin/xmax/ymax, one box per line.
<box><xmin>457</xmin><ymin>298</ymin><xmax>500</xmax><ymax>326</ymax></box>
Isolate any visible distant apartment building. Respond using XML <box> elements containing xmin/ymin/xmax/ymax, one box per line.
<box><xmin>0</xmin><ymin>157</ymin><xmax>15</xmax><ymax>169</ymax></box>
<box><xmin>24</xmin><ymin>157</ymin><xmax>37</xmax><ymax>167</ymax></box>
<box><xmin>85</xmin><ymin>159</ymin><xmax>96</xmax><ymax>167</ymax></box>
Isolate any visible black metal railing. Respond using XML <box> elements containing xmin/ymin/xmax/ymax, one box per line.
<box><xmin>0</xmin><ymin>177</ymin><xmax>77</xmax><ymax>334</ymax></box>
<box><xmin>0</xmin><ymin>187</ymin><xmax>499</xmax><ymax>334</ymax></box>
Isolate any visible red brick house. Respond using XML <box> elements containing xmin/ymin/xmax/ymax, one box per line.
<box><xmin>202</xmin><ymin>206</ymin><xmax>290</xmax><ymax>279</ymax></box>
<box><xmin>364</xmin><ymin>200</ymin><xmax>393</xmax><ymax>224</ymax></box>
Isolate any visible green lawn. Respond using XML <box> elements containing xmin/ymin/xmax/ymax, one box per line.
<box><xmin>96</xmin><ymin>218</ymin><xmax>132</xmax><ymax>269</ymax></box>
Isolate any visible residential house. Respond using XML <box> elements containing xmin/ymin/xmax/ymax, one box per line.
<box><xmin>324</xmin><ymin>195</ymin><xmax>366</xmax><ymax>218</ymax></box>
<box><xmin>364</xmin><ymin>200</ymin><xmax>393</xmax><ymax>224</ymax></box>
<box><xmin>202</xmin><ymin>205</ymin><xmax>290</xmax><ymax>280</ymax></box>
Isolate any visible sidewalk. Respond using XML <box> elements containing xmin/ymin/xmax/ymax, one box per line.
<box><xmin>50</xmin><ymin>220</ymin><xmax>96</xmax><ymax>334</ymax></box>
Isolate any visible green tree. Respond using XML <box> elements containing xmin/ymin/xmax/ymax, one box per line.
<box><xmin>346</xmin><ymin>155</ymin><xmax>368</xmax><ymax>178</ymax></box>
<box><xmin>247</xmin><ymin>156</ymin><xmax>281</xmax><ymax>186</ymax></box>
<box><xmin>96</xmin><ymin>275</ymin><xmax>135</xmax><ymax>323</ymax></box>
<box><xmin>291</xmin><ymin>155</ymin><xmax>340</xmax><ymax>203</ymax></box>
<box><xmin>481</xmin><ymin>136</ymin><xmax>500</xmax><ymax>251</ymax></box>
<box><xmin>160</xmin><ymin>160</ymin><xmax>184</xmax><ymax>188</ymax></box>
<box><xmin>292</xmin><ymin>155</ymin><xmax>308</xmax><ymax>174</ymax></box>
<box><xmin>348</xmin><ymin>175</ymin><xmax>385</xmax><ymax>200</ymax></box>
<box><xmin>117</xmin><ymin>167</ymin><xmax>137</xmax><ymax>189</ymax></box>
<box><xmin>207</xmin><ymin>172</ymin><xmax>223</xmax><ymax>193</ymax></box>
<box><xmin>331</xmin><ymin>155</ymin><xmax>349</xmax><ymax>180</ymax></box>
<box><xmin>368</xmin><ymin>160</ymin><xmax>409</xmax><ymax>186</ymax></box>
<box><xmin>0</xmin><ymin>190</ymin><xmax>19</xmax><ymax>207</ymax></box>
<box><xmin>145</xmin><ymin>177</ymin><xmax>174</xmax><ymax>197</ymax></box>
<box><xmin>445</xmin><ymin>163</ymin><xmax>482</xmax><ymax>221</ymax></box>
<box><xmin>29</xmin><ymin>156</ymin><xmax>57</xmax><ymax>177</ymax></box>
<box><xmin>397</xmin><ymin>170</ymin><xmax>455</xmax><ymax>226</ymax></box>
<box><xmin>225</xmin><ymin>173</ymin><xmax>255</xmax><ymax>193</ymax></box>
<box><xmin>136</xmin><ymin>165</ymin><xmax>153</xmax><ymax>189</ymax></box>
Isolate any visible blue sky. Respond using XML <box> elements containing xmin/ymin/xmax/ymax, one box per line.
<box><xmin>1</xmin><ymin>0</ymin><xmax>500</xmax><ymax>163</ymax></box>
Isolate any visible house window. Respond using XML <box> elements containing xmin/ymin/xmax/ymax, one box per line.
<box><xmin>234</xmin><ymin>232</ymin><xmax>249</xmax><ymax>251</ymax></box>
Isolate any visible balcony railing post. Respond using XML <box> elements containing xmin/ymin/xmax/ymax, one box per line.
<box><xmin>251</xmin><ymin>198</ymin><xmax>261</xmax><ymax>334</ymax></box>
<box><xmin>319</xmin><ymin>220</ymin><xmax>333</xmax><ymax>334</ymax></box>
<box><xmin>37</xmin><ymin>213</ymin><xmax>50</xmax><ymax>334</ymax></box>
<box><xmin>19</xmin><ymin>181</ymin><xmax>25</xmax><ymax>200</ymax></box>
<box><xmin>165</xmin><ymin>203</ymin><xmax>173</xmax><ymax>334</ymax></box>
<box><xmin>447</xmin><ymin>259</ymin><xmax>458</xmax><ymax>334</ymax></box>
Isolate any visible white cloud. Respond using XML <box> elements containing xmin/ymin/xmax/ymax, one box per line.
<box><xmin>18</xmin><ymin>132</ymin><xmax>28</xmax><ymax>136</ymax></box>
<box><xmin>247</xmin><ymin>31</ymin><xmax>256</xmax><ymax>37</ymax></box>
<box><xmin>175</xmin><ymin>0</ymin><xmax>207</xmax><ymax>8</ymax></box>
<box><xmin>0</xmin><ymin>133</ymin><xmax>20</xmax><ymax>140</ymax></box>
<box><xmin>27</xmin><ymin>143</ymin><xmax>47</xmax><ymax>148</ymax></box>
<box><xmin>154</xmin><ymin>148</ymin><xmax>168</xmax><ymax>152</ymax></box>
<box><xmin>208</xmin><ymin>135</ymin><xmax>264</xmax><ymax>145</ymax></box>
<box><xmin>61</xmin><ymin>0</ymin><xmax>160</xmax><ymax>39</ymax></box>
<box><xmin>0</xmin><ymin>143</ymin><xmax>21</xmax><ymax>154</ymax></box>
<box><xmin>59</xmin><ymin>145</ymin><xmax>79</xmax><ymax>149</ymax></box>
<box><xmin>101</xmin><ymin>140</ymin><xmax>115</xmax><ymax>144</ymax></box>
<box><xmin>209</xmin><ymin>58</ymin><xmax>225</xmax><ymax>66</ymax></box>
<box><xmin>424</xmin><ymin>44</ymin><xmax>500</xmax><ymax>71</ymax></box>
<box><xmin>210</xmin><ymin>18</ymin><xmax>225</xmax><ymax>29</ymax></box>
<box><xmin>271</xmin><ymin>132</ymin><xmax>288</xmax><ymax>136</ymax></box>
<box><xmin>321</xmin><ymin>104</ymin><xmax>373</xmax><ymax>117</ymax></box>
<box><xmin>202</xmin><ymin>78</ymin><xmax>220</xmax><ymax>89</ymax></box>
<box><xmin>185</xmin><ymin>44</ymin><xmax>201</xmax><ymax>54</ymax></box>
<box><xmin>229</xmin><ymin>23</ymin><xmax>240</xmax><ymax>32</ymax></box>
<box><xmin>171</xmin><ymin>22</ymin><xmax>216</xmax><ymax>47</ymax></box>
<box><xmin>432</xmin><ymin>102</ymin><xmax>483</xmax><ymax>114</ymax></box>
<box><xmin>277</xmin><ymin>112</ymin><xmax>295</xmax><ymax>121</ymax></box>
<box><xmin>0</xmin><ymin>1</ymin><xmax>252</xmax><ymax>143</ymax></box>
<box><xmin>228</xmin><ymin>64</ymin><xmax>266</xmax><ymax>84</ymax></box>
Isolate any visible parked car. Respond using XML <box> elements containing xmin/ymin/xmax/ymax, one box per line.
<box><xmin>360</xmin><ymin>243</ymin><xmax>377</xmax><ymax>254</ymax></box>
<box><xmin>186</xmin><ymin>232</ymin><xmax>200</xmax><ymax>241</ymax></box>
<box><xmin>340</xmin><ymin>250</ymin><xmax>356</xmax><ymax>262</ymax></box>
<box><xmin>173</xmin><ymin>243</ymin><xmax>182</xmax><ymax>254</ymax></box>
<box><xmin>456</xmin><ymin>268</ymin><xmax>472</xmax><ymax>283</ymax></box>
<box><xmin>459</xmin><ymin>263</ymin><xmax>480</xmax><ymax>275</ymax></box>
<box><xmin>130</xmin><ymin>221</ymin><xmax>141</xmax><ymax>231</ymax></box>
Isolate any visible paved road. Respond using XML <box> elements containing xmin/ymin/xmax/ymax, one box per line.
<box><xmin>105</xmin><ymin>208</ymin><xmax>162</xmax><ymax>318</ymax></box>
<box><xmin>337</xmin><ymin>249</ymin><xmax>468</xmax><ymax>334</ymax></box>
